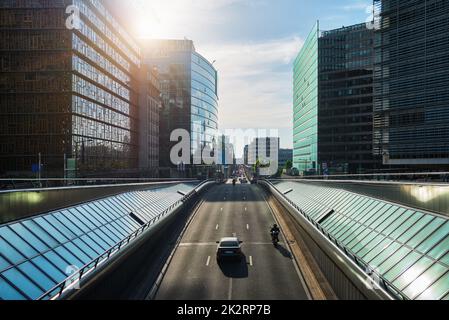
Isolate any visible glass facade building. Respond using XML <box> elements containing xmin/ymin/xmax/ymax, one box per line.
<box><xmin>318</xmin><ymin>23</ymin><xmax>380</xmax><ymax>174</ymax></box>
<box><xmin>293</xmin><ymin>22</ymin><xmax>319</xmax><ymax>174</ymax></box>
<box><xmin>0</xmin><ymin>0</ymin><xmax>141</xmax><ymax>177</ymax></box>
<box><xmin>373</xmin><ymin>0</ymin><xmax>449</xmax><ymax>167</ymax></box>
<box><xmin>142</xmin><ymin>40</ymin><xmax>219</xmax><ymax>172</ymax></box>
<box><xmin>294</xmin><ymin>22</ymin><xmax>380</xmax><ymax>175</ymax></box>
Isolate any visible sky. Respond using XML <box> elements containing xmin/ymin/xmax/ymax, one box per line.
<box><xmin>109</xmin><ymin>0</ymin><xmax>373</xmax><ymax>151</ymax></box>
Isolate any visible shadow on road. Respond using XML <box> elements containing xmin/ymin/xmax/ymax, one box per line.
<box><xmin>218</xmin><ymin>257</ymin><xmax>249</xmax><ymax>279</ymax></box>
<box><xmin>275</xmin><ymin>244</ymin><xmax>293</xmax><ymax>259</ymax></box>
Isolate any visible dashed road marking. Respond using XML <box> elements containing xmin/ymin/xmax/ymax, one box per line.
<box><xmin>246</xmin><ymin>224</ymin><xmax>250</xmax><ymax>230</ymax></box>
<box><xmin>216</xmin><ymin>224</ymin><xmax>219</xmax><ymax>230</ymax></box>
<box><xmin>206</xmin><ymin>256</ymin><xmax>211</xmax><ymax>266</ymax></box>
<box><xmin>249</xmin><ymin>256</ymin><xmax>253</xmax><ymax>267</ymax></box>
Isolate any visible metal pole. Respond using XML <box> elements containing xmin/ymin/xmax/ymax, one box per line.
<box><xmin>63</xmin><ymin>153</ymin><xmax>66</xmax><ymax>186</ymax></box>
<box><xmin>38</xmin><ymin>152</ymin><xmax>41</xmax><ymax>187</ymax></box>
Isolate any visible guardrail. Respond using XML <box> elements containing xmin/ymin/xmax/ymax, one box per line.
<box><xmin>261</xmin><ymin>179</ymin><xmax>400</xmax><ymax>300</ymax></box>
<box><xmin>37</xmin><ymin>180</ymin><xmax>213</xmax><ymax>300</ymax></box>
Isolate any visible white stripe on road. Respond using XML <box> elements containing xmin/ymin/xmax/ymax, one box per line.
<box><xmin>249</xmin><ymin>256</ymin><xmax>253</xmax><ymax>267</ymax></box>
<box><xmin>216</xmin><ymin>224</ymin><xmax>219</xmax><ymax>230</ymax></box>
<box><xmin>246</xmin><ymin>224</ymin><xmax>250</xmax><ymax>230</ymax></box>
<box><xmin>206</xmin><ymin>256</ymin><xmax>211</xmax><ymax>266</ymax></box>
<box><xmin>244</xmin><ymin>207</ymin><xmax>247</xmax><ymax>211</ymax></box>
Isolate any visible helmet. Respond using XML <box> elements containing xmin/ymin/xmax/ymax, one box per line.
<box><xmin>273</xmin><ymin>224</ymin><xmax>278</xmax><ymax>228</ymax></box>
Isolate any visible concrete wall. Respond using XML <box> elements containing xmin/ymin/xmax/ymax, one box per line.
<box><xmin>301</xmin><ymin>180</ymin><xmax>449</xmax><ymax>217</ymax></box>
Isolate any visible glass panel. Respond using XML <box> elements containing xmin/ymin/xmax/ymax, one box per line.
<box><xmin>397</xmin><ymin>215</ymin><xmax>434</xmax><ymax>244</ymax></box>
<box><xmin>69</xmin><ymin>208</ymin><xmax>96</xmax><ymax>229</ymax></box>
<box><xmin>389</xmin><ymin>212</ymin><xmax>423</xmax><ymax>239</ymax></box>
<box><xmin>95</xmin><ymin>228</ymin><xmax>116</xmax><ymax>246</ymax></box>
<box><xmin>31</xmin><ymin>256</ymin><xmax>66</xmax><ymax>283</ymax></box>
<box><xmin>0</xmin><ymin>238</ymin><xmax>25</xmax><ymax>265</ymax></box>
<box><xmin>0</xmin><ymin>277</ymin><xmax>27</xmax><ymax>300</ymax></box>
<box><xmin>45</xmin><ymin>215</ymin><xmax>77</xmax><ymax>240</ymax></box>
<box><xmin>403</xmin><ymin>263</ymin><xmax>448</xmax><ymax>299</ymax></box>
<box><xmin>383</xmin><ymin>251</ymin><xmax>421</xmax><ymax>282</ymax></box>
<box><xmin>73</xmin><ymin>238</ymin><xmax>98</xmax><ymax>259</ymax></box>
<box><xmin>407</xmin><ymin>218</ymin><xmax>446</xmax><ymax>249</ymax></box>
<box><xmin>76</xmin><ymin>207</ymin><xmax>102</xmax><ymax>227</ymax></box>
<box><xmin>441</xmin><ymin>252</ymin><xmax>449</xmax><ymax>266</ymax></box>
<box><xmin>376</xmin><ymin>208</ymin><xmax>407</xmax><ymax>233</ymax></box>
<box><xmin>2</xmin><ymin>268</ymin><xmax>43</xmax><ymax>300</ymax></box>
<box><xmin>363</xmin><ymin>239</ymin><xmax>396</xmax><ymax>263</ymax></box>
<box><xmin>52</xmin><ymin>211</ymin><xmax>83</xmax><ymax>237</ymax></box>
<box><xmin>54</xmin><ymin>247</ymin><xmax>84</xmax><ymax>268</ymax></box>
<box><xmin>383</xmin><ymin>210</ymin><xmax>416</xmax><ymax>236</ymax></box>
<box><xmin>392</xmin><ymin>257</ymin><xmax>434</xmax><ymax>290</ymax></box>
<box><xmin>417</xmin><ymin>223</ymin><xmax>449</xmax><ymax>254</ymax></box>
<box><xmin>84</xmin><ymin>233</ymin><xmax>108</xmax><ymax>252</ymax></box>
<box><xmin>44</xmin><ymin>251</ymin><xmax>71</xmax><ymax>274</ymax></box>
<box><xmin>21</xmin><ymin>220</ymin><xmax>58</xmax><ymax>247</ymax></box>
<box><xmin>34</xmin><ymin>217</ymin><xmax>67</xmax><ymax>243</ymax></box>
<box><xmin>416</xmin><ymin>272</ymin><xmax>449</xmax><ymax>300</ymax></box>
<box><xmin>9</xmin><ymin>223</ymin><xmax>49</xmax><ymax>252</ymax></box>
<box><xmin>62</xmin><ymin>211</ymin><xmax>90</xmax><ymax>233</ymax></box>
<box><xmin>0</xmin><ymin>227</ymin><xmax>37</xmax><ymax>259</ymax></box>
<box><xmin>356</xmin><ymin>234</ymin><xmax>384</xmax><ymax>257</ymax></box>
<box><xmin>63</xmin><ymin>243</ymin><xmax>91</xmax><ymax>265</ymax></box>
<box><xmin>17</xmin><ymin>261</ymin><xmax>56</xmax><ymax>292</ymax></box>
<box><xmin>87</xmin><ymin>203</ymin><xmax>112</xmax><ymax>223</ymax></box>
<box><xmin>377</xmin><ymin>247</ymin><xmax>411</xmax><ymax>273</ymax></box>
<box><xmin>0</xmin><ymin>255</ymin><xmax>10</xmax><ymax>271</ymax></box>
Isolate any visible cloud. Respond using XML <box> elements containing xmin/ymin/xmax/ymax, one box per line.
<box><xmin>197</xmin><ymin>36</ymin><xmax>303</xmax><ymax>148</ymax></box>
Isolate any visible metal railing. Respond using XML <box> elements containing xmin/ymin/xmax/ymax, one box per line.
<box><xmin>262</xmin><ymin>179</ymin><xmax>408</xmax><ymax>300</ymax></box>
<box><xmin>37</xmin><ymin>180</ymin><xmax>212</xmax><ymax>300</ymax></box>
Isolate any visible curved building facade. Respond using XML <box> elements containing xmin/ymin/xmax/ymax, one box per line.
<box><xmin>142</xmin><ymin>40</ymin><xmax>218</xmax><ymax>172</ymax></box>
<box><xmin>191</xmin><ymin>52</ymin><xmax>219</xmax><ymax>160</ymax></box>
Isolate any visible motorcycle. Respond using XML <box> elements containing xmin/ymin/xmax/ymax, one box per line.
<box><xmin>271</xmin><ymin>230</ymin><xmax>280</xmax><ymax>246</ymax></box>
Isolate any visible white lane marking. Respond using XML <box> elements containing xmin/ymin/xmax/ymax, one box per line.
<box><xmin>206</xmin><ymin>256</ymin><xmax>211</xmax><ymax>266</ymax></box>
<box><xmin>221</xmin><ymin>208</ymin><xmax>223</xmax><ymax>211</ymax></box>
<box><xmin>244</xmin><ymin>207</ymin><xmax>247</xmax><ymax>211</ymax></box>
<box><xmin>249</xmin><ymin>256</ymin><xmax>253</xmax><ymax>267</ymax></box>
<box><xmin>228</xmin><ymin>278</ymin><xmax>233</xmax><ymax>300</ymax></box>
<box><xmin>216</xmin><ymin>224</ymin><xmax>219</xmax><ymax>230</ymax></box>
<box><xmin>246</xmin><ymin>224</ymin><xmax>250</xmax><ymax>230</ymax></box>
<box><xmin>179</xmin><ymin>242</ymin><xmax>274</xmax><ymax>247</ymax></box>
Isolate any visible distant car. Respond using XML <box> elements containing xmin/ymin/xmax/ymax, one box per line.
<box><xmin>216</xmin><ymin>237</ymin><xmax>243</xmax><ymax>262</ymax></box>
<box><xmin>242</xmin><ymin>178</ymin><xmax>248</xmax><ymax>184</ymax></box>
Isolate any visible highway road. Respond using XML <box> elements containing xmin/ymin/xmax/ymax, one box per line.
<box><xmin>154</xmin><ymin>180</ymin><xmax>310</xmax><ymax>300</ymax></box>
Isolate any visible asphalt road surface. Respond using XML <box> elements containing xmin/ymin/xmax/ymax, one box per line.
<box><xmin>154</xmin><ymin>180</ymin><xmax>310</xmax><ymax>300</ymax></box>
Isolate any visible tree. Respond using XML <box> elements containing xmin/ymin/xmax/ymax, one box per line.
<box><xmin>285</xmin><ymin>160</ymin><xmax>293</xmax><ymax>170</ymax></box>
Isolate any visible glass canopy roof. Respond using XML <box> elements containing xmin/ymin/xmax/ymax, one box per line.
<box><xmin>271</xmin><ymin>180</ymin><xmax>449</xmax><ymax>300</ymax></box>
<box><xmin>0</xmin><ymin>183</ymin><xmax>197</xmax><ymax>300</ymax></box>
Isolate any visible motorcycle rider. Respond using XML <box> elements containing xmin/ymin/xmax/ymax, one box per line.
<box><xmin>270</xmin><ymin>224</ymin><xmax>280</xmax><ymax>243</ymax></box>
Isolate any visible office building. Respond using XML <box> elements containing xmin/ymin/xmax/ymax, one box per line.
<box><xmin>0</xmin><ymin>0</ymin><xmax>142</xmax><ymax>177</ymax></box>
<box><xmin>319</xmin><ymin>23</ymin><xmax>380</xmax><ymax>174</ymax></box>
<box><xmin>141</xmin><ymin>39</ymin><xmax>219</xmax><ymax>176</ymax></box>
<box><xmin>278</xmin><ymin>149</ymin><xmax>293</xmax><ymax>169</ymax></box>
<box><xmin>247</xmin><ymin>137</ymin><xmax>280</xmax><ymax>167</ymax></box>
<box><xmin>294</xmin><ymin>22</ymin><xmax>380</xmax><ymax>175</ymax></box>
<box><xmin>373</xmin><ymin>0</ymin><xmax>449</xmax><ymax>168</ymax></box>
<box><xmin>138</xmin><ymin>66</ymin><xmax>160</xmax><ymax>176</ymax></box>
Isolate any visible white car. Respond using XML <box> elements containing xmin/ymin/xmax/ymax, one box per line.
<box><xmin>216</xmin><ymin>237</ymin><xmax>243</xmax><ymax>262</ymax></box>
